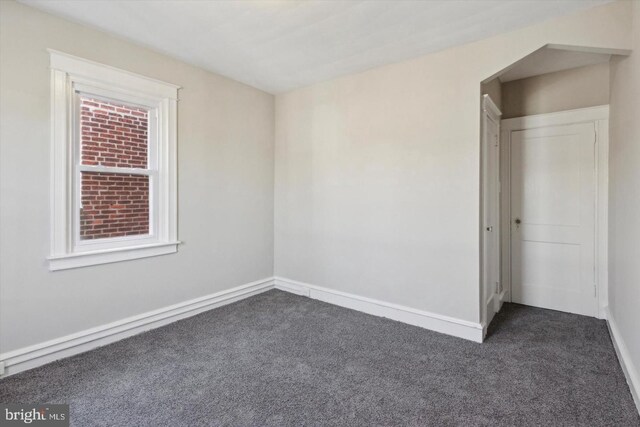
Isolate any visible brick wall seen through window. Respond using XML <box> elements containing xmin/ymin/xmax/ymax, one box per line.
<box><xmin>79</xmin><ymin>97</ymin><xmax>150</xmax><ymax>240</ymax></box>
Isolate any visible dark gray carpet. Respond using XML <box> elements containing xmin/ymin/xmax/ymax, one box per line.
<box><xmin>1</xmin><ymin>290</ymin><xmax>638</xmax><ymax>426</ymax></box>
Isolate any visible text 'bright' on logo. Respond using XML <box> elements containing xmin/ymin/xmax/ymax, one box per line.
<box><xmin>1</xmin><ymin>404</ymin><xmax>69</xmax><ymax>426</ymax></box>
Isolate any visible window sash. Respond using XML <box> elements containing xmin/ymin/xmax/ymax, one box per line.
<box><xmin>72</xmin><ymin>91</ymin><xmax>160</xmax><ymax>252</ymax></box>
<box><xmin>74</xmin><ymin>169</ymin><xmax>158</xmax><ymax>250</ymax></box>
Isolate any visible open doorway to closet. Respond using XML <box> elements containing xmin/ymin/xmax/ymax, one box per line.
<box><xmin>480</xmin><ymin>45</ymin><xmax>622</xmax><ymax>331</ymax></box>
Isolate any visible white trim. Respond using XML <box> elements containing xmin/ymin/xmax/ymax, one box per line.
<box><xmin>595</xmin><ymin>118</ymin><xmax>609</xmax><ymax>319</ymax></box>
<box><xmin>0</xmin><ymin>277</ymin><xmax>274</xmax><ymax>377</ymax></box>
<box><xmin>482</xmin><ymin>94</ymin><xmax>501</xmax><ymax>118</ymax></box>
<box><xmin>274</xmin><ymin>277</ymin><xmax>484</xmax><ymax>343</ymax></box>
<box><xmin>48</xmin><ymin>241</ymin><xmax>180</xmax><ymax>271</ymax></box>
<box><xmin>544</xmin><ymin>44</ymin><xmax>632</xmax><ymax>57</ymax></box>
<box><xmin>78</xmin><ymin>165</ymin><xmax>153</xmax><ymax>175</ymax></box>
<box><xmin>501</xmin><ymin>105</ymin><xmax>609</xmax><ymax>131</ymax></box>
<box><xmin>499</xmin><ymin>126</ymin><xmax>512</xmax><ymax>303</ymax></box>
<box><xmin>48</xmin><ymin>49</ymin><xmax>180</xmax><ymax>99</ymax></box>
<box><xmin>501</xmin><ymin>105</ymin><xmax>609</xmax><ymax>318</ymax></box>
<box><xmin>606</xmin><ymin>308</ymin><xmax>640</xmax><ymax>414</ymax></box>
<box><xmin>48</xmin><ymin>50</ymin><xmax>180</xmax><ymax>270</ymax></box>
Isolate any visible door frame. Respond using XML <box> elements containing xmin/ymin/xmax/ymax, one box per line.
<box><xmin>500</xmin><ymin>105</ymin><xmax>609</xmax><ymax>319</ymax></box>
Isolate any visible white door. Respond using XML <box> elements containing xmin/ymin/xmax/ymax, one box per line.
<box><xmin>482</xmin><ymin>96</ymin><xmax>501</xmax><ymax>327</ymax></box>
<box><xmin>510</xmin><ymin>123</ymin><xmax>596</xmax><ymax>317</ymax></box>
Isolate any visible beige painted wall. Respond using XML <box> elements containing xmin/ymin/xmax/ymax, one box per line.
<box><xmin>274</xmin><ymin>1</ymin><xmax>632</xmax><ymax>323</ymax></box>
<box><xmin>501</xmin><ymin>62</ymin><xmax>610</xmax><ymax>119</ymax></box>
<box><xmin>0</xmin><ymin>1</ymin><xmax>275</xmax><ymax>353</ymax></box>
<box><xmin>609</xmin><ymin>0</ymin><xmax>640</xmax><ymax>407</ymax></box>
<box><xmin>0</xmin><ymin>0</ymin><xmax>636</xmax><ymax>359</ymax></box>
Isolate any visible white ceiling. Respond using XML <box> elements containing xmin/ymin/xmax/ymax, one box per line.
<box><xmin>20</xmin><ymin>0</ymin><xmax>611</xmax><ymax>94</ymax></box>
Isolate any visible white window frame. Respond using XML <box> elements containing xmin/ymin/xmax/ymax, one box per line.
<box><xmin>48</xmin><ymin>50</ymin><xmax>180</xmax><ymax>271</ymax></box>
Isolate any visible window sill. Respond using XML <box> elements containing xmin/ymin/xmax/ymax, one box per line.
<box><xmin>48</xmin><ymin>241</ymin><xmax>180</xmax><ymax>271</ymax></box>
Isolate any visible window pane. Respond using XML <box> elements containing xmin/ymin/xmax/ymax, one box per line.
<box><xmin>80</xmin><ymin>172</ymin><xmax>150</xmax><ymax>240</ymax></box>
<box><xmin>80</xmin><ymin>96</ymin><xmax>149</xmax><ymax>168</ymax></box>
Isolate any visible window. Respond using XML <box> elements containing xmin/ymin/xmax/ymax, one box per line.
<box><xmin>79</xmin><ymin>96</ymin><xmax>151</xmax><ymax>241</ymax></box>
<box><xmin>48</xmin><ymin>50</ymin><xmax>179</xmax><ymax>270</ymax></box>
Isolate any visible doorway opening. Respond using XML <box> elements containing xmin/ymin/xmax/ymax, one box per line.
<box><xmin>480</xmin><ymin>45</ymin><xmax>624</xmax><ymax>333</ymax></box>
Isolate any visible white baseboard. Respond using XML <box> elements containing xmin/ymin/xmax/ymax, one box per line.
<box><xmin>0</xmin><ymin>275</ymin><xmax>483</xmax><ymax>378</ymax></box>
<box><xmin>0</xmin><ymin>277</ymin><xmax>275</xmax><ymax>378</ymax></box>
<box><xmin>274</xmin><ymin>276</ymin><xmax>484</xmax><ymax>343</ymax></box>
<box><xmin>606</xmin><ymin>309</ymin><xmax>640</xmax><ymax>414</ymax></box>
<box><xmin>3</xmin><ymin>275</ymin><xmax>633</xmax><ymax>401</ymax></box>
